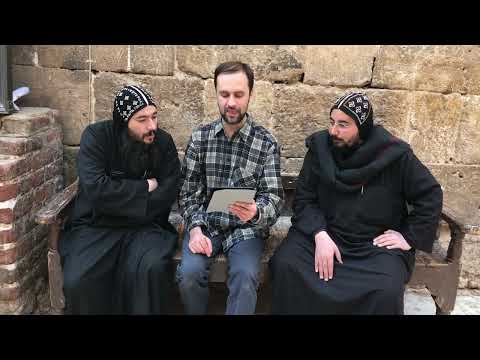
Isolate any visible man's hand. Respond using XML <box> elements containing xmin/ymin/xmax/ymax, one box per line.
<box><xmin>189</xmin><ymin>226</ymin><xmax>213</xmax><ymax>257</ymax></box>
<box><xmin>228</xmin><ymin>200</ymin><xmax>258</xmax><ymax>222</ymax></box>
<box><xmin>147</xmin><ymin>178</ymin><xmax>158</xmax><ymax>192</ymax></box>
<box><xmin>373</xmin><ymin>229</ymin><xmax>412</xmax><ymax>251</ymax></box>
<box><xmin>314</xmin><ymin>231</ymin><xmax>343</xmax><ymax>282</ymax></box>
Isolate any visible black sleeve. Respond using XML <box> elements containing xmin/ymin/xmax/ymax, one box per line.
<box><xmin>145</xmin><ymin>133</ymin><xmax>181</xmax><ymax>219</ymax></box>
<box><xmin>400</xmin><ymin>152</ymin><xmax>443</xmax><ymax>253</ymax></box>
<box><xmin>292</xmin><ymin>148</ymin><xmax>328</xmax><ymax>239</ymax></box>
<box><xmin>77</xmin><ymin>125</ymin><xmax>149</xmax><ymax>219</ymax></box>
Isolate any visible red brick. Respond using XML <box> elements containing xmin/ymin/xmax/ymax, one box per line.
<box><xmin>0</xmin><ymin>238</ymin><xmax>28</xmax><ymax>265</ymax></box>
<box><xmin>0</xmin><ymin>209</ymin><xmax>14</xmax><ymax>224</ymax></box>
<box><xmin>0</xmin><ymin>228</ymin><xmax>15</xmax><ymax>244</ymax></box>
<box><xmin>0</xmin><ymin>284</ymin><xmax>20</xmax><ymax>301</ymax></box>
<box><xmin>0</xmin><ymin>183</ymin><xmax>19</xmax><ymax>201</ymax></box>
<box><xmin>0</xmin><ymin>138</ymin><xmax>26</xmax><ymax>156</ymax></box>
<box><xmin>45</xmin><ymin>160</ymin><xmax>62</xmax><ymax>181</ymax></box>
<box><xmin>31</xmin><ymin>168</ymin><xmax>45</xmax><ymax>188</ymax></box>
<box><xmin>13</xmin><ymin>192</ymin><xmax>33</xmax><ymax>218</ymax></box>
<box><xmin>0</xmin><ymin>157</ymin><xmax>28</xmax><ymax>182</ymax></box>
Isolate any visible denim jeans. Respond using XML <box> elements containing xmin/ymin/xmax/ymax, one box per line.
<box><xmin>175</xmin><ymin>231</ymin><xmax>263</xmax><ymax>315</ymax></box>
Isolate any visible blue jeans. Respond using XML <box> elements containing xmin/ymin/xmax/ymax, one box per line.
<box><xmin>175</xmin><ymin>231</ymin><xmax>263</xmax><ymax>315</ymax></box>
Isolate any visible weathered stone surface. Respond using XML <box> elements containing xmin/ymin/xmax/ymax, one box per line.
<box><xmin>63</xmin><ymin>145</ymin><xmax>79</xmax><ymax>186</ymax></box>
<box><xmin>272</xmin><ymin>84</ymin><xmax>343</xmax><ymax>157</ymax></box>
<box><xmin>364</xmin><ymin>89</ymin><xmax>411</xmax><ymax>139</ymax></box>
<box><xmin>12</xmin><ymin>66</ymin><xmax>90</xmax><ymax>145</ymax></box>
<box><xmin>454</xmin><ymin>95</ymin><xmax>480</xmax><ymax>164</ymax></box>
<box><xmin>93</xmin><ymin>72</ymin><xmax>206</xmax><ymax>150</ymax></box>
<box><xmin>304</xmin><ymin>45</ymin><xmax>379</xmax><ymax>87</ymax></box>
<box><xmin>444</xmin><ymin>166</ymin><xmax>480</xmax><ymax>206</ymax></box>
<box><xmin>131</xmin><ymin>45</ymin><xmax>174</xmax><ymax>75</ymax></box>
<box><xmin>204</xmin><ymin>79</ymin><xmax>274</xmax><ymax>129</ymax></box>
<box><xmin>460</xmin><ymin>235</ymin><xmax>480</xmax><ymax>288</ymax></box>
<box><xmin>37</xmin><ymin>45</ymin><xmax>89</xmax><ymax>70</ymax></box>
<box><xmin>408</xmin><ymin>92</ymin><xmax>463</xmax><ymax>164</ymax></box>
<box><xmin>0</xmin><ymin>107</ymin><xmax>54</xmax><ymax>137</ymax></box>
<box><xmin>373</xmin><ymin>45</ymin><xmax>480</xmax><ymax>95</ymax></box>
<box><xmin>281</xmin><ymin>157</ymin><xmax>304</xmax><ymax>175</ymax></box>
<box><xmin>428</xmin><ymin>165</ymin><xmax>480</xmax><ymax>206</ymax></box>
<box><xmin>177</xmin><ymin>45</ymin><xmax>304</xmax><ymax>83</ymax></box>
<box><xmin>463</xmin><ymin>46</ymin><xmax>480</xmax><ymax>95</ymax></box>
<box><xmin>427</xmin><ymin>165</ymin><xmax>451</xmax><ymax>190</ymax></box>
<box><xmin>11</xmin><ymin>46</ymin><xmax>37</xmax><ymax>66</ymax></box>
<box><xmin>92</xmin><ymin>45</ymin><xmax>129</xmax><ymax>72</ymax></box>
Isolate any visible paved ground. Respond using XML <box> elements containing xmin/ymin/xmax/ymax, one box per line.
<box><xmin>404</xmin><ymin>288</ymin><xmax>480</xmax><ymax>315</ymax></box>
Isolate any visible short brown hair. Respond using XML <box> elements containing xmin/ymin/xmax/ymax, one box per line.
<box><xmin>214</xmin><ymin>61</ymin><xmax>254</xmax><ymax>93</ymax></box>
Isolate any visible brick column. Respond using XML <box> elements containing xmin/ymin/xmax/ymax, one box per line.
<box><xmin>0</xmin><ymin>108</ymin><xmax>63</xmax><ymax>314</ymax></box>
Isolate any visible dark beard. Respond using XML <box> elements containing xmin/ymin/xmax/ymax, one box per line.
<box><xmin>221</xmin><ymin>108</ymin><xmax>246</xmax><ymax>125</ymax></box>
<box><xmin>329</xmin><ymin>135</ymin><xmax>361</xmax><ymax>165</ymax></box>
<box><xmin>119</xmin><ymin>129</ymin><xmax>161</xmax><ymax>178</ymax></box>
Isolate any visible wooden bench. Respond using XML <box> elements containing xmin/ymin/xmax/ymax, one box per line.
<box><xmin>35</xmin><ymin>175</ymin><xmax>480</xmax><ymax>315</ymax></box>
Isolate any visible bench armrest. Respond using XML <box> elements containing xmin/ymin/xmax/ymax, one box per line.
<box><xmin>35</xmin><ymin>178</ymin><xmax>79</xmax><ymax>225</ymax></box>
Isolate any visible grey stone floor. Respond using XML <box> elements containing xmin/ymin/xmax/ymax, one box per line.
<box><xmin>404</xmin><ymin>288</ymin><xmax>480</xmax><ymax>315</ymax></box>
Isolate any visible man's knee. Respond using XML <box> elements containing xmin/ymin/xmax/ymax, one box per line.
<box><xmin>229</xmin><ymin>262</ymin><xmax>260</xmax><ymax>290</ymax></box>
<box><xmin>377</xmin><ymin>280</ymin><xmax>404</xmax><ymax>305</ymax></box>
<box><xmin>138</xmin><ymin>248</ymin><xmax>171</xmax><ymax>276</ymax></box>
<box><xmin>175</xmin><ymin>257</ymin><xmax>209</xmax><ymax>288</ymax></box>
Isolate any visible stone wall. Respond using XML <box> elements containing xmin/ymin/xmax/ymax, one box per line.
<box><xmin>0</xmin><ymin>108</ymin><xmax>63</xmax><ymax>314</ymax></box>
<box><xmin>10</xmin><ymin>45</ymin><xmax>480</xmax><ymax>288</ymax></box>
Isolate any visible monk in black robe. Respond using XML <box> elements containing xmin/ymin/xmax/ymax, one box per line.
<box><xmin>59</xmin><ymin>85</ymin><xmax>181</xmax><ymax>314</ymax></box>
<box><xmin>269</xmin><ymin>92</ymin><xmax>443</xmax><ymax>315</ymax></box>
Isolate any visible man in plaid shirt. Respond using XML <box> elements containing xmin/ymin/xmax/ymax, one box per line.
<box><xmin>176</xmin><ymin>61</ymin><xmax>284</xmax><ymax>314</ymax></box>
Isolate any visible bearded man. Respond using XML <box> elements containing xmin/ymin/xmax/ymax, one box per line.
<box><xmin>269</xmin><ymin>91</ymin><xmax>443</xmax><ymax>315</ymax></box>
<box><xmin>176</xmin><ymin>61</ymin><xmax>284</xmax><ymax>315</ymax></box>
<box><xmin>59</xmin><ymin>85</ymin><xmax>181</xmax><ymax>314</ymax></box>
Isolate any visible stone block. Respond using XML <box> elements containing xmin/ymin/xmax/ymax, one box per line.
<box><xmin>373</xmin><ymin>45</ymin><xmax>480</xmax><ymax>95</ymax></box>
<box><xmin>454</xmin><ymin>95</ymin><xmax>480</xmax><ymax>164</ymax></box>
<box><xmin>364</xmin><ymin>89</ymin><xmax>411</xmax><ymax>140</ymax></box>
<box><xmin>177</xmin><ymin>45</ymin><xmax>303</xmax><ymax>83</ymax></box>
<box><xmin>408</xmin><ymin>92</ymin><xmax>463</xmax><ymax>164</ymax></box>
<box><xmin>12</xmin><ymin>66</ymin><xmax>90</xmax><ymax>145</ymax></box>
<box><xmin>37</xmin><ymin>45</ymin><xmax>89</xmax><ymax>70</ymax></box>
<box><xmin>131</xmin><ymin>45</ymin><xmax>174</xmax><ymax>75</ymax></box>
<box><xmin>272</xmin><ymin>84</ymin><xmax>343</xmax><ymax>158</ymax></box>
<box><xmin>460</xmin><ymin>235</ymin><xmax>480</xmax><ymax>288</ymax></box>
<box><xmin>93</xmin><ymin>72</ymin><xmax>206</xmax><ymax>151</ymax></box>
<box><xmin>11</xmin><ymin>46</ymin><xmax>37</xmax><ymax>66</ymax></box>
<box><xmin>303</xmin><ymin>45</ymin><xmax>379</xmax><ymax>87</ymax></box>
<box><xmin>92</xmin><ymin>45</ymin><xmax>129</xmax><ymax>72</ymax></box>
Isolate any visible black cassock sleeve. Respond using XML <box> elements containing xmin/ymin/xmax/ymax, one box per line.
<box><xmin>77</xmin><ymin>126</ymin><xmax>150</xmax><ymax>219</ymax></box>
<box><xmin>292</xmin><ymin>149</ymin><xmax>328</xmax><ymax>240</ymax></box>
<box><xmin>400</xmin><ymin>152</ymin><xmax>443</xmax><ymax>253</ymax></box>
<box><xmin>145</xmin><ymin>133</ymin><xmax>181</xmax><ymax>221</ymax></box>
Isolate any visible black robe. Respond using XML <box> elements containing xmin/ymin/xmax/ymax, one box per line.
<box><xmin>270</xmin><ymin>126</ymin><xmax>443</xmax><ymax>314</ymax></box>
<box><xmin>59</xmin><ymin>120</ymin><xmax>181</xmax><ymax>314</ymax></box>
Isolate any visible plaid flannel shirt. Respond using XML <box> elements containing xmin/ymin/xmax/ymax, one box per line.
<box><xmin>179</xmin><ymin>115</ymin><xmax>284</xmax><ymax>252</ymax></box>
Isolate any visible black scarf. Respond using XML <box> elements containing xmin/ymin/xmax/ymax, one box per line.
<box><xmin>307</xmin><ymin>126</ymin><xmax>411</xmax><ymax>193</ymax></box>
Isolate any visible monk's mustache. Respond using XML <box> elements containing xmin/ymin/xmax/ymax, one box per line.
<box><xmin>143</xmin><ymin>130</ymin><xmax>156</xmax><ymax>138</ymax></box>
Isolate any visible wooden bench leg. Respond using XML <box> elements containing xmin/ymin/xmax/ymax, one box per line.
<box><xmin>435</xmin><ymin>303</ymin><xmax>451</xmax><ymax>315</ymax></box>
<box><xmin>47</xmin><ymin>221</ymin><xmax>66</xmax><ymax>311</ymax></box>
